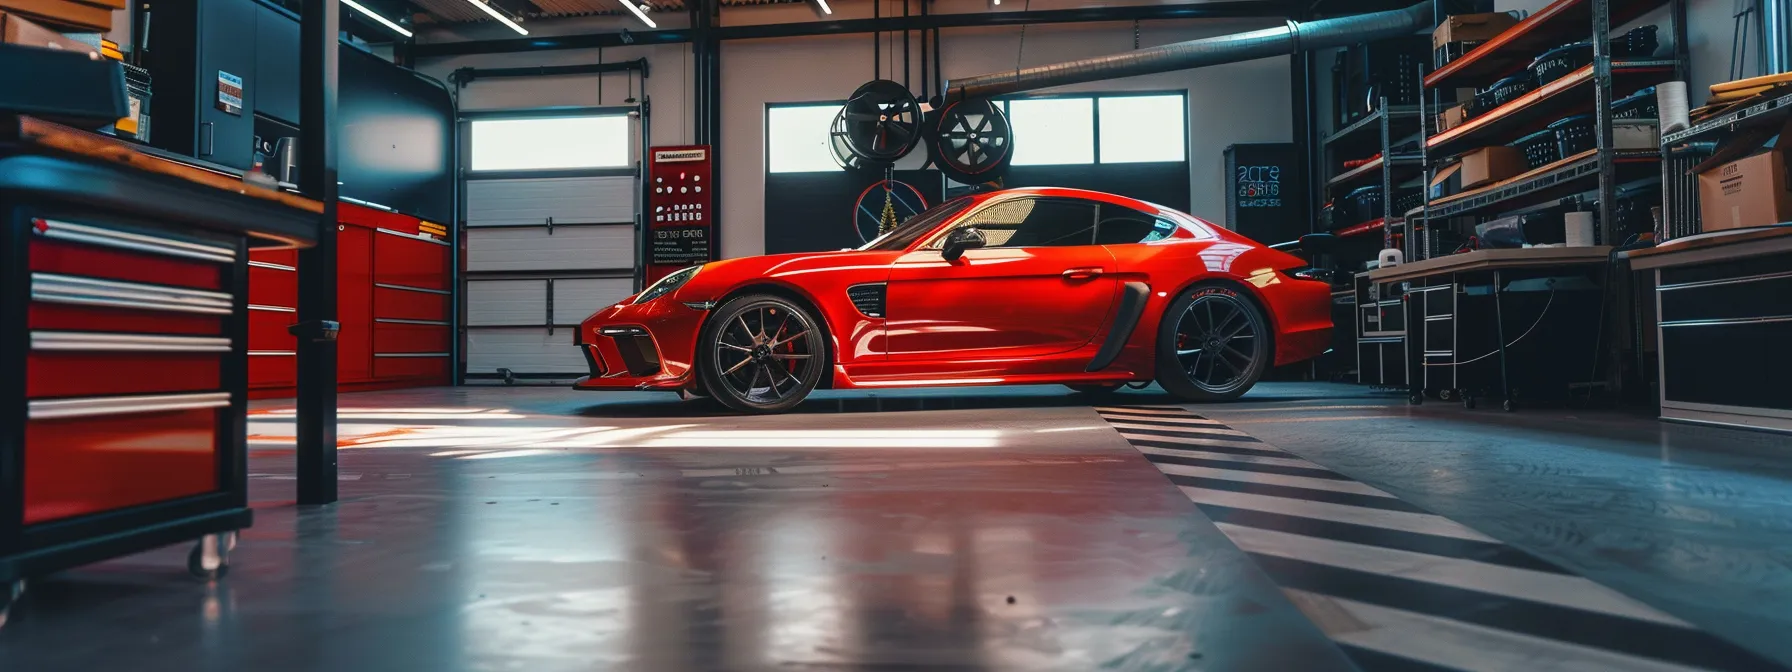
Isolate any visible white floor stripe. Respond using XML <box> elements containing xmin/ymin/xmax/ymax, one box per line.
<box><xmin>1134</xmin><ymin>444</ymin><xmax>1321</xmax><ymax>469</ymax></box>
<box><xmin>1218</xmin><ymin>524</ymin><xmax>1690</xmax><ymax>627</ymax></box>
<box><xmin>1156</xmin><ymin>463</ymin><xmax>1394</xmax><ymax>497</ymax></box>
<box><xmin>1109</xmin><ymin>421</ymin><xmax>1251</xmax><ymax>437</ymax></box>
<box><xmin>1123</xmin><ymin>433</ymin><xmax>1273</xmax><ymax>451</ymax></box>
<box><xmin>1097</xmin><ymin>413</ymin><xmax>1224</xmax><ymax>426</ymax></box>
<box><xmin>1180</xmin><ymin>487</ymin><xmax>1499</xmax><ymax>542</ymax></box>
<box><xmin>1283</xmin><ymin>589</ymin><xmax>1708</xmax><ymax>672</ymax></box>
<box><xmin>1093</xmin><ymin>406</ymin><xmax>1188</xmax><ymax>416</ymax></box>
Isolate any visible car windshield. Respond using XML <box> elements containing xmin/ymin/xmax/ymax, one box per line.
<box><xmin>858</xmin><ymin>196</ymin><xmax>973</xmax><ymax>251</ymax></box>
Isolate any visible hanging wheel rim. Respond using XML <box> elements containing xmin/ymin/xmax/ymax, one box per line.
<box><xmin>1172</xmin><ymin>293</ymin><xmax>1259</xmax><ymax>394</ymax></box>
<box><xmin>713</xmin><ymin>302</ymin><xmax>820</xmax><ymax>406</ymax></box>
<box><xmin>842</xmin><ymin>80</ymin><xmax>921</xmax><ymax>162</ymax></box>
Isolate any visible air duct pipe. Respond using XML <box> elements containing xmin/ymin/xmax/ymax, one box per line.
<box><xmin>943</xmin><ymin>0</ymin><xmax>1433</xmax><ymax>103</ymax></box>
<box><xmin>1766</xmin><ymin>0</ymin><xmax>1790</xmax><ymax>74</ymax></box>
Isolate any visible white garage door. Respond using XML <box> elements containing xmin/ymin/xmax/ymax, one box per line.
<box><xmin>462</xmin><ymin>109</ymin><xmax>640</xmax><ymax>384</ymax></box>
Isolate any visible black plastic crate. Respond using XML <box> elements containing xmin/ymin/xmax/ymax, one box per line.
<box><xmin>1512</xmin><ymin>129</ymin><xmax>1561</xmax><ymax>169</ymax></box>
<box><xmin>1529</xmin><ymin>42</ymin><xmax>1592</xmax><ymax>86</ymax></box>
<box><xmin>1611</xmin><ymin>25</ymin><xmax>1660</xmax><ymax>58</ymax></box>
<box><xmin>1550</xmin><ymin>114</ymin><xmax>1596</xmax><ymax>158</ymax></box>
<box><xmin>1613</xmin><ymin>86</ymin><xmax>1659</xmax><ymax>120</ymax></box>
<box><xmin>1474</xmin><ymin>74</ymin><xmax>1534</xmax><ymax>114</ymax></box>
<box><xmin>1340</xmin><ymin>185</ymin><xmax>1383</xmax><ymax>224</ymax></box>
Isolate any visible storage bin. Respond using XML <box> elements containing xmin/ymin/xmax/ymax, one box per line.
<box><xmin>1613</xmin><ymin>86</ymin><xmax>1659</xmax><ymax>119</ymax></box>
<box><xmin>1474</xmin><ymin>74</ymin><xmax>1534</xmax><ymax>113</ymax></box>
<box><xmin>1550</xmin><ymin>114</ymin><xmax>1597</xmax><ymax>158</ymax></box>
<box><xmin>1512</xmin><ymin>129</ymin><xmax>1561</xmax><ymax>169</ymax></box>
<box><xmin>1341</xmin><ymin>186</ymin><xmax>1383</xmax><ymax>224</ymax></box>
<box><xmin>1611</xmin><ymin>25</ymin><xmax>1659</xmax><ymax>58</ymax></box>
<box><xmin>1529</xmin><ymin>42</ymin><xmax>1592</xmax><ymax>86</ymax></box>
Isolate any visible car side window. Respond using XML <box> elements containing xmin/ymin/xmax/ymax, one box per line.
<box><xmin>1094</xmin><ymin>203</ymin><xmax>1177</xmax><ymax>244</ymax></box>
<box><xmin>944</xmin><ymin>197</ymin><xmax>1097</xmax><ymax>248</ymax></box>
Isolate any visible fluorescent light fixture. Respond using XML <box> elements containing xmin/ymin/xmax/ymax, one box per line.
<box><xmin>618</xmin><ymin>0</ymin><xmax>658</xmax><ymax>28</ymax></box>
<box><xmin>341</xmin><ymin>0</ymin><xmax>412</xmax><ymax>37</ymax></box>
<box><xmin>467</xmin><ymin>0</ymin><xmax>529</xmax><ymax>35</ymax></box>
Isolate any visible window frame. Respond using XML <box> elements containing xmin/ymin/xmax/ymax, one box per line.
<box><xmin>994</xmin><ymin>90</ymin><xmax>1190</xmax><ymax>167</ymax></box>
<box><xmin>764</xmin><ymin>100</ymin><xmax>848</xmax><ymax>174</ymax></box>
<box><xmin>919</xmin><ymin>195</ymin><xmax>1100</xmax><ymax>250</ymax></box>
<box><xmin>1093</xmin><ymin>202</ymin><xmax>1180</xmax><ymax>246</ymax></box>
<box><xmin>463</xmin><ymin>106</ymin><xmax>637</xmax><ymax>178</ymax></box>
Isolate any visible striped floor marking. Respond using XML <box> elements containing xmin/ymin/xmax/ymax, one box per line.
<box><xmin>1094</xmin><ymin>405</ymin><xmax>1787</xmax><ymax>672</ymax></box>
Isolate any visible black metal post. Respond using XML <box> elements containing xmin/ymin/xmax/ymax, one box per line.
<box><xmin>1290</xmin><ymin>49</ymin><xmax>1314</xmax><ymax>234</ymax></box>
<box><xmin>1591</xmin><ymin>0</ymin><xmax>1616</xmax><ymax>246</ymax></box>
<box><xmin>297</xmin><ymin>0</ymin><xmax>340</xmax><ymax>505</ymax></box>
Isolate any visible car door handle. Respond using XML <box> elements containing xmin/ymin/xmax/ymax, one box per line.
<box><xmin>1062</xmin><ymin>267</ymin><xmax>1104</xmax><ymax>280</ymax></box>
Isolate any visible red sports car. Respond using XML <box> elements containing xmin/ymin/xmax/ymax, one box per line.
<box><xmin>576</xmin><ymin>187</ymin><xmax>1333</xmax><ymax>413</ymax></box>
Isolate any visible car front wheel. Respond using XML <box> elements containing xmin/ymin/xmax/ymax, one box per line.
<box><xmin>1155</xmin><ymin>285</ymin><xmax>1269</xmax><ymax>402</ymax></box>
<box><xmin>697</xmin><ymin>294</ymin><xmax>827</xmax><ymax>414</ymax></box>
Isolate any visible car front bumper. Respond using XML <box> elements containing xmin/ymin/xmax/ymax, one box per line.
<box><xmin>571</xmin><ymin>298</ymin><xmax>707</xmax><ymax>391</ymax></box>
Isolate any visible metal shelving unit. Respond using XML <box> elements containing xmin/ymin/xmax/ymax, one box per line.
<box><xmin>1658</xmin><ymin>93</ymin><xmax>1792</xmax><ymax>240</ymax></box>
<box><xmin>1322</xmin><ymin>99</ymin><xmax>1422</xmax><ymax>243</ymax></box>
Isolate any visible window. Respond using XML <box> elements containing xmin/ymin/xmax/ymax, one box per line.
<box><xmin>1095</xmin><ymin>203</ymin><xmax>1177</xmax><ymax>245</ymax></box>
<box><xmin>469</xmin><ymin>115</ymin><xmax>630</xmax><ymax>171</ymax></box>
<box><xmin>941</xmin><ymin>197</ymin><xmax>1096</xmax><ymax>248</ymax></box>
<box><xmin>1098</xmin><ymin>95</ymin><xmax>1187</xmax><ymax>163</ymax></box>
<box><xmin>767</xmin><ymin>104</ymin><xmax>845</xmax><ymax>173</ymax></box>
<box><xmin>1007</xmin><ymin>98</ymin><xmax>1095</xmax><ymax>166</ymax></box>
<box><xmin>862</xmin><ymin>197</ymin><xmax>972</xmax><ymax>251</ymax></box>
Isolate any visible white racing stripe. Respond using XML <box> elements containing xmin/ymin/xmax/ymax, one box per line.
<box><xmin>1133</xmin><ymin>444</ymin><xmax>1321</xmax><ymax>469</ymax></box>
<box><xmin>1109</xmin><ymin>421</ymin><xmax>1253</xmax><ymax>437</ymax></box>
<box><xmin>1181</xmin><ymin>487</ymin><xmax>1499</xmax><ymax>542</ymax></box>
<box><xmin>1219</xmin><ymin>524</ymin><xmax>1690</xmax><ymax>627</ymax></box>
<box><xmin>1121</xmin><ymin>433</ymin><xmax>1270</xmax><ymax>451</ymax></box>
<box><xmin>1283</xmin><ymin>590</ymin><xmax>1709</xmax><ymax>672</ymax></box>
<box><xmin>1097</xmin><ymin>413</ymin><xmax>1228</xmax><ymax>427</ymax></box>
<box><xmin>1093</xmin><ymin>406</ymin><xmax>1189</xmax><ymax>416</ymax></box>
<box><xmin>1156</xmin><ymin>463</ymin><xmax>1394</xmax><ymax>497</ymax></box>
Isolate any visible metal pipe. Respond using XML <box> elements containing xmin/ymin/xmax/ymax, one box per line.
<box><xmin>944</xmin><ymin>1</ymin><xmax>1432</xmax><ymax>102</ymax></box>
<box><xmin>1766</xmin><ymin>0</ymin><xmax>1790</xmax><ymax>74</ymax></box>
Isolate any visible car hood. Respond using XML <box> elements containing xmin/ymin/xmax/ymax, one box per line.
<box><xmin>673</xmin><ymin>249</ymin><xmax>895</xmax><ymax>301</ymax></box>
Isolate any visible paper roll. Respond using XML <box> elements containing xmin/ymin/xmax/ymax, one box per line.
<box><xmin>1565</xmin><ymin>211</ymin><xmax>1596</xmax><ymax>247</ymax></box>
<box><xmin>1658</xmin><ymin>81</ymin><xmax>1691</xmax><ymax>133</ymax></box>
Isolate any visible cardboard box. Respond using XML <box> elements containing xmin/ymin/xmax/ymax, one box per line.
<box><xmin>1457</xmin><ymin>145</ymin><xmax>1526</xmax><ymax>190</ymax></box>
<box><xmin>1428</xmin><ymin>162</ymin><xmax>1462</xmax><ymax>200</ymax></box>
<box><xmin>1433</xmin><ymin>13</ymin><xmax>1521</xmax><ymax>51</ymax></box>
<box><xmin>1436</xmin><ymin>104</ymin><xmax>1471</xmax><ymax>132</ymax></box>
<box><xmin>0</xmin><ymin>10</ymin><xmax>98</xmax><ymax>56</ymax></box>
<box><xmin>1698</xmin><ymin>147</ymin><xmax>1792</xmax><ymax>232</ymax></box>
<box><xmin>0</xmin><ymin>0</ymin><xmax>111</xmax><ymax>32</ymax></box>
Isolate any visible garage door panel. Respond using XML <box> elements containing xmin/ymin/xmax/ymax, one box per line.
<box><xmin>467</xmin><ymin>330</ymin><xmax>586</xmax><ymax>374</ymax></box>
<box><xmin>553</xmin><ymin>278</ymin><xmax>634</xmax><ymax>325</ymax></box>
<box><xmin>466</xmin><ymin>226</ymin><xmax>635</xmax><ymax>272</ymax></box>
<box><xmin>466</xmin><ymin>176</ymin><xmax>634</xmax><ymax>227</ymax></box>
<box><xmin>467</xmin><ymin>280</ymin><xmax>547</xmax><ymax>326</ymax></box>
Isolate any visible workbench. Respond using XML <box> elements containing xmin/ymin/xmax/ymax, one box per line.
<box><xmin>1625</xmin><ymin>225</ymin><xmax>1792</xmax><ymax>433</ymax></box>
<box><xmin>1367</xmin><ymin>246</ymin><xmax>1612</xmax><ymax>409</ymax></box>
<box><xmin>0</xmin><ymin>116</ymin><xmax>320</xmax><ymax>624</ymax></box>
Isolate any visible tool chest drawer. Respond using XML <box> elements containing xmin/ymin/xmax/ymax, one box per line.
<box><xmin>373</xmin><ymin>321</ymin><xmax>451</xmax><ymax>354</ymax></box>
<box><xmin>28</xmin><ymin>218</ymin><xmax>231</xmax><ymax>291</ymax></box>
<box><xmin>27</xmin><ymin>332</ymin><xmax>227</xmax><ymax>398</ymax></box>
<box><xmin>23</xmin><ymin>398</ymin><xmax>226</xmax><ymax>525</ymax></box>
<box><xmin>374</xmin><ymin>284</ymin><xmax>449</xmax><ymax>322</ymax></box>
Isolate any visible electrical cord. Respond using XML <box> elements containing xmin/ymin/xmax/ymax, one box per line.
<box><xmin>1422</xmin><ymin>284</ymin><xmax>1555</xmax><ymax>367</ymax></box>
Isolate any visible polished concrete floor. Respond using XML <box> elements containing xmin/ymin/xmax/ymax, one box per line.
<box><xmin>2</xmin><ymin>383</ymin><xmax>1791</xmax><ymax>671</ymax></box>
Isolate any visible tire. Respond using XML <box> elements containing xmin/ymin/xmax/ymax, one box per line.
<box><xmin>1155</xmin><ymin>285</ymin><xmax>1270</xmax><ymax>403</ymax></box>
<box><xmin>1067</xmin><ymin>383</ymin><xmax>1124</xmax><ymax>396</ymax></box>
<box><xmin>697</xmin><ymin>294</ymin><xmax>828</xmax><ymax>414</ymax></box>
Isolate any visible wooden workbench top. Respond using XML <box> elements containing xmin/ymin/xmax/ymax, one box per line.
<box><xmin>1623</xmin><ymin>225</ymin><xmax>1792</xmax><ymax>270</ymax></box>
<box><xmin>4</xmin><ymin>115</ymin><xmax>324</xmax><ymax>215</ymax></box>
<box><xmin>1366</xmin><ymin>246</ymin><xmax>1614</xmax><ymax>283</ymax></box>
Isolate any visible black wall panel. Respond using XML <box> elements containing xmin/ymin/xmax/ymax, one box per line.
<box><xmin>254</xmin><ymin>4</ymin><xmax>301</xmax><ymax>125</ymax></box>
<box><xmin>337</xmin><ymin>46</ymin><xmax>456</xmax><ymax>223</ymax></box>
<box><xmin>765</xmin><ymin>170</ymin><xmax>945</xmax><ymax>254</ymax></box>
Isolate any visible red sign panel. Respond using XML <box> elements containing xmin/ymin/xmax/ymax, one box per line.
<box><xmin>646</xmin><ymin>145</ymin><xmax>713</xmax><ymax>284</ymax></box>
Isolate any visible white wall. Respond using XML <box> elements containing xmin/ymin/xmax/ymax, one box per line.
<box><xmin>722</xmin><ymin>16</ymin><xmax>1294</xmax><ymax>258</ymax></box>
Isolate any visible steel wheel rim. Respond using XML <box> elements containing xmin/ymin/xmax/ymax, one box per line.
<box><xmin>1173</xmin><ymin>294</ymin><xmax>1259</xmax><ymax>394</ymax></box>
<box><xmin>713</xmin><ymin>302</ymin><xmax>819</xmax><ymax>406</ymax></box>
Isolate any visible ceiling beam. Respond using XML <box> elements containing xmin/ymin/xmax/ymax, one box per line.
<box><xmin>410</xmin><ymin>0</ymin><xmax>1293</xmax><ymax>57</ymax></box>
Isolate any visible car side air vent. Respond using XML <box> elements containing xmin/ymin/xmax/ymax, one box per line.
<box><xmin>847</xmin><ymin>283</ymin><xmax>886</xmax><ymax>318</ymax></box>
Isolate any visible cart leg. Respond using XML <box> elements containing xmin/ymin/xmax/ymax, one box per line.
<box><xmin>188</xmin><ymin>531</ymin><xmax>236</xmax><ymax>580</ymax></box>
<box><xmin>1492</xmin><ymin>270</ymin><xmax>1514</xmax><ymax>412</ymax></box>
<box><xmin>0</xmin><ymin>580</ymin><xmax>23</xmax><ymax>630</ymax></box>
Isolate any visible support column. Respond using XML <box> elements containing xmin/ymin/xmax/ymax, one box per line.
<box><xmin>297</xmin><ymin>0</ymin><xmax>340</xmax><ymax>506</ymax></box>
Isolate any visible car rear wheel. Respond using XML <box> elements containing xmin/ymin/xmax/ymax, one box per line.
<box><xmin>698</xmin><ymin>295</ymin><xmax>827</xmax><ymax>414</ymax></box>
<box><xmin>1156</xmin><ymin>286</ymin><xmax>1269</xmax><ymax>402</ymax></box>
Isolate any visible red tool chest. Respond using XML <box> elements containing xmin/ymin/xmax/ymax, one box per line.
<box><xmin>246</xmin><ymin>201</ymin><xmax>451</xmax><ymax>397</ymax></box>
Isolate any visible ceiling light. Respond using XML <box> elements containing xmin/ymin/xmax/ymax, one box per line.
<box><xmin>341</xmin><ymin>0</ymin><xmax>412</xmax><ymax>37</ymax></box>
<box><xmin>618</xmin><ymin>0</ymin><xmax>657</xmax><ymax>28</ymax></box>
<box><xmin>466</xmin><ymin>0</ymin><xmax>528</xmax><ymax>35</ymax></box>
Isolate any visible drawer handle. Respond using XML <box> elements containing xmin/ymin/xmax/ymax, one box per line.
<box><xmin>34</xmin><ymin>218</ymin><xmax>237</xmax><ymax>264</ymax></box>
<box><xmin>249</xmin><ymin>260</ymin><xmax>297</xmax><ymax>272</ymax></box>
<box><xmin>376</xmin><ymin>227</ymin><xmax>451</xmax><ymax>247</ymax></box>
<box><xmin>28</xmin><ymin>391</ymin><xmax>230</xmax><ymax>420</ymax></box>
<box><xmin>374</xmin><ymin>282</ymin><xmax>450</xmax><ymax>295</ymax></box>
<box><xmin>373</xmin><ymin>352</ymin><xmax>450</xmax><ymax>358</ymax></box>
<box><xmin>31</xmin><ymin>331</ymin><xmax>231</xmax><ymax>352</ymax></box>
<box><xmin>31</xmin><ymin>273</ymin><xmax>234</xmax><ymax>315</ymax></box>
<box><xmin>375</xmin><ymin>318</ymin><xmax>449</xmax><ymax>326</ymax></box>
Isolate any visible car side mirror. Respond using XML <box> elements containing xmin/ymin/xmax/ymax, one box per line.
<box><xmin>941</xmin><ymin>227</ymin><xmax>987</xmax><ymax>262</ymax></box>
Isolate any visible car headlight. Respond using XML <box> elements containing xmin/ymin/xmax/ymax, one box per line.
<box><xmin>633</xmin><ymin>265</ymin><xmax>702</xmax><ymax>305</ymax></box>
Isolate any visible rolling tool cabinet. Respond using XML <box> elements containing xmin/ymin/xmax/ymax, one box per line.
<box><xmin>0</xmin><ymin>116</ymin><xmax>319</xmax><ymax>625</ymax></box>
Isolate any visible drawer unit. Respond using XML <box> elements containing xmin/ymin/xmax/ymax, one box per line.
<box><xmin>374</xmin><ymin>353</ymin><xmax>450</xmax><ymax>379</ymax></box>
<box><xmin>28</xmin><ymin>332</ymin><xmax>228</xmax><ymax>398</ymax></box>
<box><xmin>29</xmin><ymin>219</ymin><xmax>229</xmax><ymax>290</ymax></box>
<box><xmin>374</xmin><ymin>284</ymin><xmax>450</xmax><ymax>322</ymax></box>
<box><xmin>373</xmin><ymin>320</ymin><xmax>451</xmax><ymax>354</ymax></box>
<box><xmin>1652</xmin><ymin>250</ymin><xmax>1792</xmax><ymax>430</ymax></box>
<box><xmin>373</xmin><ymin>227</ymin><xmax>450</xmax><ymax>291</ymax></box>
<box><xmin>24</xmin><ymin>400</ymin><xmax>226</xmax><ymax>525</ymax></box>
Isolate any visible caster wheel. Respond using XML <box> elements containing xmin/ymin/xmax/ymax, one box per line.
<box><xmin>187</xmin><ymin>532</ymin><xmax>234</xmax><ymax>580</ymax></box>
<box><xmin>1502</xmin><ymin>400</ymin><xmax>1516</xmax><ymax>412</ymax></box>
<box><xmin>1408</xmin><ymin>394</ymin><xmax>1424</xmax><ymax>405</ymax></box>
<box><xmin>1438</xmin><ymin>388</ymin><xmax>1455</xmax><ymax>401</ymax></box>
<box><xmin>0</xmin><ymin>580</ymin><xmax>21</xmax><ymax>630</ymax></box>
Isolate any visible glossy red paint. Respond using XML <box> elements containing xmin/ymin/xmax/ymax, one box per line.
<box><xmin>575</xmin><ymin>187</ymin><xmax>1332</xmax><ymax>393</ymax></box>
<box><xmin>24</xmin><ymin>408</ymin><xmax>220</xmax><ymax>525</ymax></box>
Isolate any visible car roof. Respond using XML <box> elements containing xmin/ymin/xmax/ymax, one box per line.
<box><xmin>977</xmin><ymin>186</ymin><xmax>1164</xmax><ymax>213</ymax></box>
